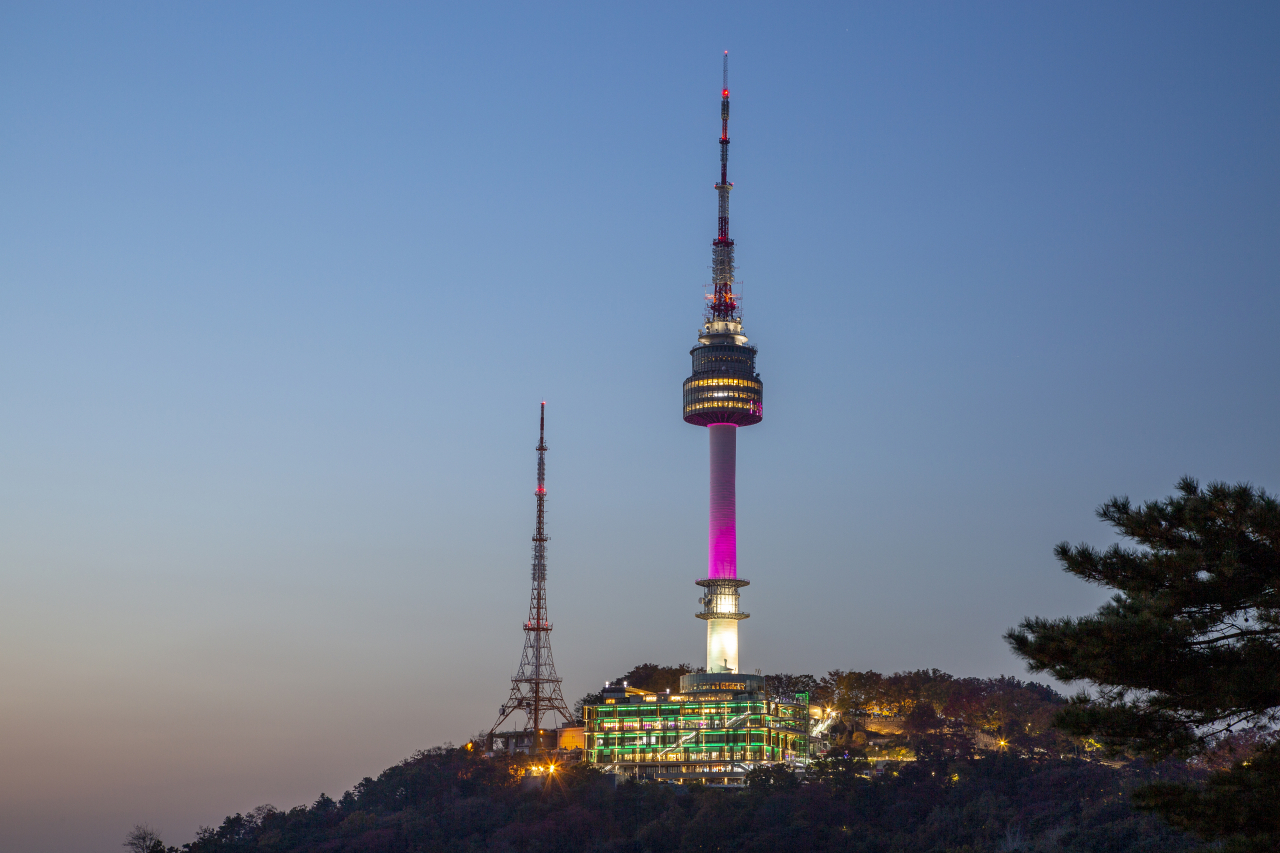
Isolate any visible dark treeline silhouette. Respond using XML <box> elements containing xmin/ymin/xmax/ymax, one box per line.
<box><xmin>173</xmin><ymin>745</ymin><xmax>1197</xmax><ymax>852</ymax></box>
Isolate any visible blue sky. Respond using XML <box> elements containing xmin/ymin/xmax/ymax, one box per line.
<box><xmin>1</xmin><ymin>2</ymin><xmax>1278</xmax><ymax>850</ymax></box>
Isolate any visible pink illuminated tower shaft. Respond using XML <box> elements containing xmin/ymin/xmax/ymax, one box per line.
<box><xmin>708</xmin><ymin>424</ymin><xmax>737</xmax><ymax>579</ymax></box>
<box><xmin>704</xmin><ymin>423</ymin><xmax>743</xmax><ymax>674</ymax></box>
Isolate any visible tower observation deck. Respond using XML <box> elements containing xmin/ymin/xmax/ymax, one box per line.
<box><xmin>683</xmin><ymin>53</ymin><xmax>762</xmax><ymax>676</ymax></box>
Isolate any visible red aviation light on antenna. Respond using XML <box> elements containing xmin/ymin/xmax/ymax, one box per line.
<box><xmin>722</xmin><ymin>89</ymin><xmax>729</xmax><ymax>97</ymax></box>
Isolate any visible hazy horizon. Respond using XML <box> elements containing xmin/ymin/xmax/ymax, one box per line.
<box><xmin>2</xmin><ymin>2</ymin><xmax>1278</xmax><ymax>850</ymax></box>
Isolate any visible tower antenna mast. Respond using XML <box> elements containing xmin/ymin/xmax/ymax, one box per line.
<box><xmin>711</xmin><ymin>50</ymin><xmax>738</xmax><ymax>320</ymax></box>
<box><xmin>489</xmin><ymin>402</ymin><xmax>571</xmax><ymax>752</ymax></box>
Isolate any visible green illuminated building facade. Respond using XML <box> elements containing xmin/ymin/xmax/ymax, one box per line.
<box><xmin>583</xmin><ymin>673</ymin><xmax>819</xmax><ymax>784</ymax></box>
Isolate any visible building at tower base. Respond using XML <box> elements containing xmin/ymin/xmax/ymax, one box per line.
<box><xmin>490</xmin><ymin>724</ymin><xmax>585</xmax><ymax>757</ymax></box>
<box><xmin>583</xmin><ymin>674</ymin><xmax>819</xmax><ymax>785</ymax></box>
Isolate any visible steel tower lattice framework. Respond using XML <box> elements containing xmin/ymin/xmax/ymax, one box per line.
<box><xmin>489</xmin><ymin>403</ymin><xmax>571</xmax><ymax>750</ymax></box>
<box><xmin>682</xmin><ymin>53</ymin><xmax>764</xmax><ymax>675</ymax></box>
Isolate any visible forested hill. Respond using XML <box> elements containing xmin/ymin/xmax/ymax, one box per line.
<box><xmin>177</xmin><ymin>747</ymin><xmax>1196</xmax><ymax>852</ymax></box>
<box><xmin>164</xmin><ymin>665</ymin><xmax>1204</xmax><ymax>853</ymax></box>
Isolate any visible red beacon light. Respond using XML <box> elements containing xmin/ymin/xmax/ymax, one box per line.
<box><xmin>722</xmin><ymin>89</ymin><xmax>729</xmax><ymax>97</ymax></box>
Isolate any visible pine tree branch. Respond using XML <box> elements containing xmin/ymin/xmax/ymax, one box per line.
<box><xmin>1185</xmin><ymin>627</ymin><xmax>1280</xmax><ymax>647</ymax></box>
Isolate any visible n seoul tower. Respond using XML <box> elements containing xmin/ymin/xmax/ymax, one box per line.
<box><xmin>682</xmin><ymin>52</ymin><xmax>763</xmax><ymax>675</ymax></box>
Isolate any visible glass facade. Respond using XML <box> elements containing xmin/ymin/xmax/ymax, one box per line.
<box><xmin>691</xmin><ymin>344</ymin><xmax>757</xmax><ymax>374</ymax></box>
<box><xmin>583</xmin><ymin>697</ymin><xmax>811</xmax><ymax>781</ymax></box>
<box><xmin>682</xmin><ymin>341</ymin><xmax>764</xmax><ymax>427</ymax></box>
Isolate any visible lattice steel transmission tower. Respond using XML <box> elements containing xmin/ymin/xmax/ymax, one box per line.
<box><xmin>489</xmin><ymin>403</ymin><xmax>571</xmax><ymax>751</ymax></box>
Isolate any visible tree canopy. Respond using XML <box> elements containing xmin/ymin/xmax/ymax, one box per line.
<box><xmin>1007</xmin><ymin>477</ymin><xmax>1280</xmax><ymax>851</ymax></box>
<box><xmin>177</xmin><ymin>745</ymin><xmax>1194</xmax><ymax>852</ymax></box>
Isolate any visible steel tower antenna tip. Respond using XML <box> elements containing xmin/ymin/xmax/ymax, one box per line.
<box><xmin>536</xmin><ymin>402</ymin><xmax>546</xmax><ymax>487</ymax></box>
<box><xmin>710</xmin><ymin>49</ymin><xmax>737</xmax><ymax>321</ymax></box>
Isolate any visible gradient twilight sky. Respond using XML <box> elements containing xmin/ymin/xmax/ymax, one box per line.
<box><xmin>2</xmin><ymin>2</ymin><xmax>1278</xmax><ymax>850</ymax></box>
